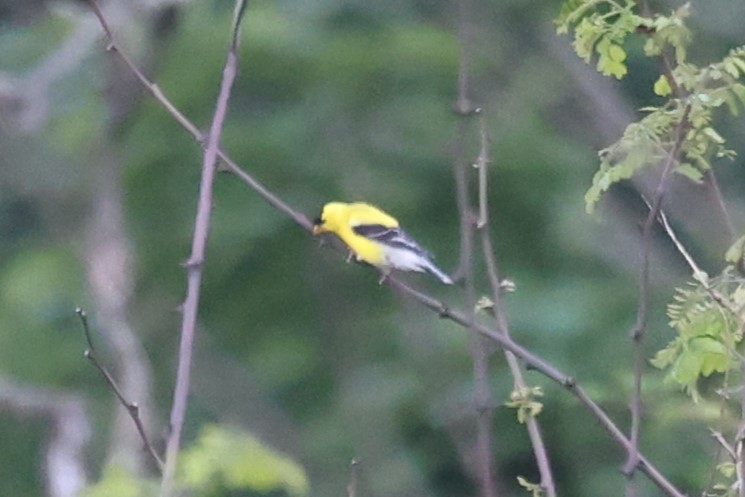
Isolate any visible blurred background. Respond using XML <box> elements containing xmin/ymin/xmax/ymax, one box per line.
<box><xmin>1</xmin><ymin>0</ymin><xmax>744</xmax><ymax>496</ymax></box>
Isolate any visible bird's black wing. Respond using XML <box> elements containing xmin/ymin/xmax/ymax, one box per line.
<box><xmin>353</xmin><ymin>224</ymin><xmax>431</xmax><ymax>256</ymax></box>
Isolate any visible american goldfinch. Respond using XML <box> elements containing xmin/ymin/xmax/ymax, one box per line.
<box><xmin>312</xmin><ymin>202</ymin><xmax>453</xmax><ymax>284</ymax></box>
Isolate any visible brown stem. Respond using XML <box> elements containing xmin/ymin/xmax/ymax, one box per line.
<box><xmin>452</xmin><ymin>1</ymin><xmax>498</xmax><ymax>494</ymax></box>
<box><xmin>76</xmin><ymin>308</ymin><xmax>163</xmax><ymax>470</ymax></box>
<box><xmin>386</xmin><ymin>276</ymin><xmax>686</xmax><ymax>497</ymax></box>
<box><xmin>475</xmin><ymin>114</ymin><xmax>557</xmax><ymax>497</ymax></box>
<box><xmin>159</xmin><ymin>3</ymin><xmax>248</xmax><ymax>495</ymax></box>
<box><xmin>624</xmin><ymin>104</ymin><xmax>691</xmax><ymax>493</ymax></box>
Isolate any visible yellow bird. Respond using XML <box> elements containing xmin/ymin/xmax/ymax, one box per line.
<box><xmin>312</xmin><ymin>202</ymin><xmax>453</xmax><ymax>284</ymax></box>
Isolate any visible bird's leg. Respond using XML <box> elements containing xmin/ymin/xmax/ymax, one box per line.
<box><xmin>378</xmin><ymin>269</ymin><xmax>391</xmax><ymax>285</ymax></box>
<box><xmin>346</xmin><ymin>250</ymin><xmax>355</xmax><ymax>263</ymax></box>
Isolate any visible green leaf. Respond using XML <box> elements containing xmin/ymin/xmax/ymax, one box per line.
<box><xmin>651</xmin><ymin>344</ymin><xmax>679</xmax><ymax>369</ymax></box>
<box><xmin>693</xmin><ymin>337</ymin><xmax>729</xmax><ymax>376</ymax></box>
<box><xmin>702</xmin><ymin>127</ymin><xmax>725</xmax><ymax>144</ymax></box>
<box><xmin>517</xmin><ymin>475</ymin><xmax>544</xmax><ymax>497</ymax></box>
<box><xmin>653</xmin><ymin>75</ymin><xmax>672</xmax><ymax>96</ymax></box>
<box><xmin>732</xmin><ymin>83</ymin><xmax>745</xmax><ymax>104</ymax></box>
<box><xmin>724</xmin><ymin>236</ymin><xmax>745</xmax><ymax>264</ymax></box>
<box><xmin>82</xmin><ymin>465</ymin><xmax>158</xmax><ymax>497</ymax></box>
<box><xmin>596</xmin><ymin>39</ymin><xmax>628</xmax><ymax>79</ymax></box>
<box><xmin>718</xmin><ymin>462</ymin><xmax>736</xmax><ymax>478</ymax></box>
<box><xmin>674</xmin><ymin>163</ymin><xmax>704</xmax><ymax>182</ymax></box>
<box><xmin>179</xmin><ymin>424</ymin><xmax>309</xmax><ymax>495</ymax></box>
<box><xmin>506</xmin><ymin>386</ymin><xmax>544</xmax><ymax>423</ymax></box>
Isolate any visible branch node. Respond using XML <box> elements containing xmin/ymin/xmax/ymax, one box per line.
<box><xmin>216</xmin><ymin>159</ymin><xmax>231</xmax><ymax>173</ymax></box>
<box><xmin>438</xmin><ymin>305</ymin><xmax>450</xmax><ymax>318</ymax></box>
<box><xmin>622</xmin><ymin>455</ymin><xmax>641</xmax><ymax>477</ymax></box>
<box><xmin>182</xmin><ymin>257</ymin><xmax>203</xmax><ymax>269</ymax></box>
<box><xmin>562</xmin><ymin>376</ymin><xmax>576</xmax><ymax>389</ymax></box>
<box><xmin>453</xmin><ymin>100</ymin><xmax>479</xmax><ymax>116</ymax></box>
<box><xmin>475</xmin><ymin>400</ymin><xmax>494</xmax><ymax>415</ymax></box>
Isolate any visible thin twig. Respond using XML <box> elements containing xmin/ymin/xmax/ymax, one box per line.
<box><xmin>654</xmin><ymin>206</ymin><xmax>740</xmax><ymax>317</ymax></box>
<box><xmin>451</xmin><ymin>116</ymin><xmax>475</xmax><ymax>284</ymax></box>
<box><xmin>450</xmin><ymin>0</ymin><xmax>479</xmax><ymax>284</ymax></box>
<box><xmin>624</xmin><ymin>104</ymin><xmax>691</xmax><ymax>496</ymax></box>
<box><xmin>659</xmin><ymin>201</ymin><xmax>745</xmax><ymax>497</ymax></box>
<box><xmin>84</xmin><ymin>0</ymin><xmax>310</xmax><ymax>233</ymax></box>
<box><xmin>711</xmin><ymin>429</ymin><xmax>737</xmax><ymax>462</ymax></box>
<box><xmin>639</xmin><ymin>0</ymin><xmax>735</xmax><ymax>249</ymax></box>
<box><xmin>459</xmin><ymin>129</ymin><xmax>498</xmax><ymax>497</ymax></box>
<box><xmin>475</xmin><ymin>115</ymin><xmax>557</xmax><ymax>497</ymax></box>
<box><xmin>453</xmin><ymin>0</ymin><xmax>498</xmax><ymax>492</ymax></box>
<box><xmin>76</xmin><ymin>308</ymin><xmax>164</xmax><ymax>470</ymax></box>
<box><xmin>475</xmin><ymin>113</ymin><xmax>488</xmax><ymax>230</ymax></box>
<box><xmin>385</xmin><ymin>277</ymin><xmax>686</xmax><ymax>497</ymax></box>
<box><xmin>703</xmin><ymin>169</ymin><xmax>737</xmax><ymax>245</ymax></box>
<box><xmin>347</xmin><ymin>458</ymin><xmax>360</xmax><ymax>497</ymax></box>
<box><xmin>159</xmin><ymin>2</ymin><xmax>249</xmax><ymax>496</ymax></box>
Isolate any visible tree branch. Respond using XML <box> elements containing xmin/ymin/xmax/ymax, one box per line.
<box><xmin>386</xmin><ymin>276</ymin><xmax>686</xmax><ymax>497</ymax></box>
<box><xmin>452</xmin><ymin>0</ymin><xmax>499</xmax><ymax>492</ymax></box>
<box><xmin>159</xmin><ymin>1</ymin><xmax>249</xmax><ymax>496</ymax></box>
<box><xmin>624</xmin><ymin>104</ymin><xmax>691</xmax><ymax>496</ymax></box>
<box><xmin>475</xmin><ymin>114</ymin><xmax>557</xmax><ymax>497</ymax></box>
<box><xmin>76</xmin><ymin>308</ymin><xmax>164</xmax><ymax>470</ymax></box>
<box><xmin>84</xmin><ymin>0</ymin><xmax>311</xmax><ymax>232</ymax></box>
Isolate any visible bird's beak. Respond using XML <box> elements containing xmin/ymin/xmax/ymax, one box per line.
<box><xmin>312</xmin><ymin>216</ymin><xmax>325</xmax><ymax>235</ymax></box>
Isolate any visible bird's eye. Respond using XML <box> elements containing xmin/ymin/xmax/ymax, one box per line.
<box><xmin>313</xmin><ymin>217</ymin><xmax>323</xmax><ymax>225</ymax></box>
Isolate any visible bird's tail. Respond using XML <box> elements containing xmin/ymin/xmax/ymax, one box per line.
<box><xmin>424</xmin><ymin>260</ymin><xmax>453</xmax><ymax>285</ymax></box>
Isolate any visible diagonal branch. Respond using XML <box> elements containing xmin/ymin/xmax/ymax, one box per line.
<box><xmin>654</xmin><ymin>207</ymin><xmax>740</xmax><ymax>317</ymax></box>
<box><xmin>386</xmin><ymin>277</ymin><xmax>686</xmax><ymax>497</ymax></box>
<box><xmin>84</xmin><ymin>0</ymin><xmax>310</xmax><ymax>231</ymax></box>
<box><xmin>76</xmin><ymin>308</ymin><xmax>163</xmax><ymax>470</ymax></box>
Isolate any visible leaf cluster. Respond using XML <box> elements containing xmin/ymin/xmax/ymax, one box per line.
<box><xmin>651</xmin><ymin>268</ymin><xmax>745</xmax><ymax>402</ymax></box>
<box><xmin>179</xmin><ymin>424</ymin><xmax>309</xmax><ymax>496</ymax></box>
<box><xmin>556</xmin><ymin>0</ymin><xmax>645</xmax><ymax>79</ymax></box>
<box><xmin>505</xmin><ymin>386</ymin><xmax>544</xmax><ymax>424</ymax></box>
<box><xmin>81</xmin><ymin>424</ymin><xmax>308</xmax><ymax>497</ymax></box>
<box><xmin>558</xmin><ymin>0</ymin><xmax>745</xmax><ymax>212</ymax></box>
<box><xmin>517</xmin><ymin>475</ymin><xmax>545</xmax><ymax>497</ymax></box>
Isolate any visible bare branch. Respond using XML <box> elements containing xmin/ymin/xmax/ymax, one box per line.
<box><xmin>386</xmin><ymin>276</ymin><xmax>686</xmax><ymax>497</ymax></box>
<box><xmin>624</xmin><ymin>104</ymin><xmax>691</xmax><ymax>494</ymax></box>
<box><xmin>475</xmin><ymin>114</ymin><xmax>557</xmax><ymax>497</ymax></box>
<box><xmin>159</xmin><ymin>1</ymin><xmax>249</xmax><ymax>495</ymax></box>
<box><xmin>84</xmin><ymin>0</ymin><xmax>311</xmax><ymax>232</ymax></box>
<box><xmin>347</xmin><ymin>458</ymin><xmax>360</xmax><ymax>497</ymax></box>
<box><xmin>452</xmin><ymin>0</ymin><xmax>498</xmax><ymax>492</ymax></box>
<box><xmin>76</xmin><ymin>309</ymin><xmax>164</xmax><ymax>470</ymax></box>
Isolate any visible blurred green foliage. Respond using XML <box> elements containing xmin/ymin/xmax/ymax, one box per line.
<box><xmin>1</xmin><ymin>0</ymin><xmax>745</xmax><ymax>496</ymax></box>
